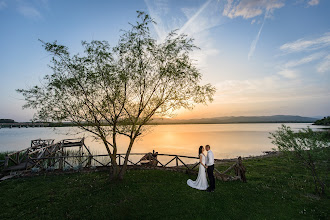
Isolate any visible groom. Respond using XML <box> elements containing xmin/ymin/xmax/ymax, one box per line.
<box><xmin>205</xmin><ymin>145</ymin><xmax>215</xmax><ymax>192</ymax></box>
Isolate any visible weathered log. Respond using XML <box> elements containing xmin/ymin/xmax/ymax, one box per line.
<box><xmin>214</xmin><ymin>156</ymin><xmax>247</xmax><ymax>182</ymax></box>
<box><xmin>234</xmin><ymin>156</ymin><xmax>247</xmax><ymax>182</ymax></box>
<box><xmin>139</xmin><ymin>151</ymin><xmax>159</xmax><ymax>166</ymax></box>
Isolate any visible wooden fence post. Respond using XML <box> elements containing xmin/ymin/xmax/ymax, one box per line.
<box><xmin>87</xmin><ymin>156</ymin><xmax>92</xmax><ymax>167</ymax></box>
<box><xmin>4</xmin><ymin>155</ymin><xmax>9</xmax><ymax>168</ymax></box>
<box><xmin>176</xmin><ymin>156</ymin><xmax>178</xmax><ymax>167</ymax></box>
<box><xmin>59</xmin><ymin>147</ymin><xmax>64</xmax><ymax>170</ymax></box>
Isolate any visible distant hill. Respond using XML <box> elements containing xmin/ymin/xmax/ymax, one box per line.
<box><xmin>149</xmin><ymin>115</ymin><xmax>320</xmax><ymax>124</ymax></box>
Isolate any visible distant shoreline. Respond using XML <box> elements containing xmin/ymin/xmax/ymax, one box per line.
<box><xmin>1</xmin><ymin>115</ymin><xmax>327</xmax><ymax>128</ymax></box>
<box><xmin>0</xmin><ymin>121</ymin><xmax>323</xmax><ymax>128</ymax></box>
<box><xmin>146</xmin><ymin>121</ymin><xmax>319</xmax><ymax>125</ymax></box>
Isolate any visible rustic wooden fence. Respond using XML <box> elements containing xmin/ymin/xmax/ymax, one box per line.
<box><xmin>0</xmin><ymin>138</ymin><xmax>202</xmax><ymax>172</ymax></box>
<box><xmin>2</xmin><ymin>153</ymin><xmax>200</xmax><ymax>171</ymax></box>
<box><xmin>1</xmin><ymin>138</ymin><xmax>247</xmax><ymax>182</ymax></box>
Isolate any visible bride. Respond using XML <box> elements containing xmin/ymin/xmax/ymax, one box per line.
<box><xmin>187</xmin><ymin>146</ymin><xmax>209</xmax><ymax>190</ymax></box>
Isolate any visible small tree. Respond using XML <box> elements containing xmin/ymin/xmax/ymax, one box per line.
<box><xmin>314</xmin><ymin>116</ymin><xmax>330</xmax><ymax>125</ymax></box>
<box><xmin>17</xmin><ymin>12</ymin><xmax>215</xmax><ymax>180</ymax></box>
<box><xmin>270</xmin><ymin>125</ymin><xmax>329</xmax><ymax>195</ymax></box>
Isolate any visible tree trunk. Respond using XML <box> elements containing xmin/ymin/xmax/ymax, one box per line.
<box><xmin>309</xmin><ymin>163</ymin><xmax>325</xmax><ymax>195</ymax></box>
<box><xmin>118</xmin><ymin>138</ymin><xmax>135</xmax><ymax>180</ymax></box>
<box><xmin>100</xmin><ymin>138</ymin><xmax>121</xmax><ymax>181</ymax></box>
<box><xmin>109</xmin><ymin>154</ymin><xmax>120</xmax><ymax>181</ymax></box>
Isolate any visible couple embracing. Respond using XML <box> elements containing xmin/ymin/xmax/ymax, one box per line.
<box><xmin>187</xmin><ymin>145</ymin><xmax>215</xmax><ymax>192</ymax></box>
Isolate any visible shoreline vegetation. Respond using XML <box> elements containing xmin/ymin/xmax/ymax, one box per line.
<box><xmin>0</xmin><ymin>151</ymin><xmax>329</xmax><ymax>219</ymax></box>
<box><xmin>313</xmin><ymin>116</ymin><xmax>330</xmax><ymax>126</ymax></box>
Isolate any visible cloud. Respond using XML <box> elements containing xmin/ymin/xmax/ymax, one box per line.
<box><xmin>0</xmin><ymin>1</ymin><xmax>7</xmax><ymax>10</ymax></box>
<box><xmin>36</xmin><ymin>0</ymin><xmax>50</xmax><ymax>10</ymax></box>
<box><xmin>280</xmin><ymin>32</ymin><xmax>330</xmax><ymax>54</ymax></box>
<box><xmin>178</xmin><ymin>0</ymin><xmax>212</xmax><ymax>35</ymax></box>
<box><xmin>222</xmin><ymin>0</ymin><xmax>285</xmax><ymax>19</ymax></box>
<box><xmin>15</xmin><ymin>0</ymin><xmax>50</xmax><ymax>19</ymax></box>
<box><xmin>145</xmin><ymin>0</ymin><xmax>178</xmax><ymax>41</ymax></box>
<box><xmin>279</xmin><ymin>33</ymin><xmax>330</xmax><ymax>74</ymax></box>
<box><xmin>145</xmin><ymin>0</ymin><xmax>222</xmax><ymax>68</ymax></box>
<box><xmin>179</xmin><ymin>1</ymin><xmax>223</xmax><ymax>68</ymax></box>
<box><xmin>317</xmin><ymin>54</ymin><xmax>330</xmax><ymax>73</ymax></box>
<box><xmin>277</xmin><ymin>69</ymin><xmax>299</xmax><ymax>79</ymax></box>
<box><xmin>248</xmin><ymin>10</ymin><xmax>268</xmax><ymax>60</ymax></box>
<box><xmin>17</xmin><ymin>5</ymin><xmax>42</xmax><ymax>19</ymax></box>
<box><xmin>213</xmin><ymin>73</ymin><xmax>328</xmax><ymax>106</ymax></box>
<box><xmin>308</xmin><ymin>0</ymin><xmax>319</xmax><ymax>6</ymax></box>
<box><xmin>278</xmin><ymin>32</ymin><xmax>330</xmax><ymax>76</ymax></box>
<box><xmin>224</xmin><ymin>1</ymin><xmax>285</xmax><ymax>60</ymax></box>
<box><xmin>216</xmin><ymin>80</ymin><xmax>256</xmax><ymax>95</ymax></box>
<box><xmin>284</xmin><ymin>52</ymin><xmax>325</xmax><ymax>68</ymax></box>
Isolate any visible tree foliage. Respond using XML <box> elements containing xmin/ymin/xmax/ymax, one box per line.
<box><xmin>17</xmin><ymin>11</ymin><xmax>216</xmax><ymax>180</ymax></box>
<box><xmin>314</xmin><ymin>116</ymin><xmax>330</xmax><ymax>126</ymax></box>
<box><xmin>270</xmin><ymin>125</ymin><xmax>329</xmax><ymax>195</ymax></box>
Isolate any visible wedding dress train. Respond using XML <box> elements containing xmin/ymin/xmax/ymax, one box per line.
<box><xmin>187</xmin><ymin>153</ymin><xmax>208</xmax><ymax>190</ymax></box>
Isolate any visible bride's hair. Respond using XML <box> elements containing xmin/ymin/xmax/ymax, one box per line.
<box><xmin>198</xmin><ymin>146</ymin><xmax>203</xmax><ymax>156</ymax></box>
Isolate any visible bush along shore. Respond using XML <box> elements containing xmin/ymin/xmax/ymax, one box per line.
<box><xmin>0</xmin><ymin>151</ymin><xmax>329</xmax><ymax>219</ymax></box>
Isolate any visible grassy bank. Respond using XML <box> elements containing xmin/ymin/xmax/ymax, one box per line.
<box><xmin>0</xmin><ymin>154</ymin><xmax>329</xmax><ymax>219</ymax></box>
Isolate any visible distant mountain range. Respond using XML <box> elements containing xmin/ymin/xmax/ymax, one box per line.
<box><xmin>149</xmin><ymin>115</ymin><xmax>320</xmax><ymax>124</ymax></box>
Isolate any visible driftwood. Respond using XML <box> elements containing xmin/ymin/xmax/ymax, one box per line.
<box><xmin>140</xmin><ymin>150</ymin><xmax>159</xmax><ymax>167</ymax></box>
<box><xmin>234</xmin><ymin>156</ymin><xmax>246</xmax><ymax>182</ymax></box>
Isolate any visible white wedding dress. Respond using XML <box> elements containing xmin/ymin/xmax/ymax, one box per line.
<box><xmin>187</xmin><ymin>153</ymin><xmax>209</xmax><ymax>190</ymax></box>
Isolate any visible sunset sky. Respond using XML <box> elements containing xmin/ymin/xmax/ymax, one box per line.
<box><xmin>0</xmin><ymin>0</ymin><xmax>329</xmax><ymax>121</ymax></box>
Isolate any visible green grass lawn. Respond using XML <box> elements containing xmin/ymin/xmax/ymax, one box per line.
<box><xmin>0</xmin><ymin>155</ymin><xmax>329</xmax><ymax>220</ymax></box>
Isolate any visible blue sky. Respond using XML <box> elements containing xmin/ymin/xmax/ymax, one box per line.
<box><xmin>0</xmin><ymin>0</ymin><xmax>329</xmax><ymax>121</ymax></box>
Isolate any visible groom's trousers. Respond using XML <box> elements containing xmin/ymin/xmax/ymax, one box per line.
<box><xmin>207</xmin><ymin>165</ymin><xmax>215</xmax><ymax>190</ymax></box>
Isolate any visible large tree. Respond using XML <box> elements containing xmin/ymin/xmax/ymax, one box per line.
<box><xmin>17</xmin><ymin>12</ymin><xmax>216</xmax><ymax>180</ymax></box>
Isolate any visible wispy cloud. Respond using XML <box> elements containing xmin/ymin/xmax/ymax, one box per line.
<box><xmin>222</xmin><ymin>1</ymin><xmax>285</xmax><ymax>60</ymax></box>
<box><xmin>317</xmin><ymin>54</ymin><xmax>330</xmax><ymax>73</ymax></box>
<box><xmin>277</xmin><ymin>69</ymin><xmax>299</xmax><ymax>79</ymax></box>
<box><xmin>248</xmin><ymin>10</ymin><xmax>268</xmax><ymax>60</ymax></box>
<box><xmin>15</xmin><ymin>0</ymin><xmax>50</xmax><ymax>20</ymax></box>
<box><xmin>279</xmin><ymin>32</ymin><xmax>330</xmax><ymax>74</ymax></box>
<box><xmin>178</xmin><ymin>0</ymin><xmax>212</xmax><ymax>35</ymax></box>
<box><xmin>284</xmin><ymin>52</ymin><xmax>325</xmax><ymax>68</ymax></box>
<box><xmin>145</xmin><ymin>0</ymin><xmax>222</xmax><ymax>68</ymax></box>
<box><xmin>0</xmin><ymin>1</ymin><xmax>7</xmax><ymax>10</ymax></box>
<box><xmin>36</xmin><ymin>0</ymin><xmax>50</xmax><ymax>10</ymax></box>
<box><xmin>17</xmin><ymin>5</ymin><xmax>42</xmax><ymax>19</ymax></box>
<box><xmin>222</xmin><ymin>0</ymin><xmax>285</xmax><ymax>19</ymax></box>
<box><xmin>308</xmin><ymin>0</ymin><xmax>320</xmax><ymax>6</ymax></box>
<box><xmin>213</xmin><ymin>74</ymin><xmax>328</xmax><ymax>105</ymax></box>
<box><xmin>145</xmin><ymin>0</ymin><xmax>171</xmax><ymax>41</ymax></box>
<box><xmin>280</xmin><ymin>32</ymin><xmax>330</xmax><ymax>54</ymax></box>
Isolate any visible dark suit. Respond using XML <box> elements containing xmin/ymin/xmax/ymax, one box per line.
<box><xmin>207</xmin><ymin>165</ymin><xmax>215</xmax><ymax>191</ymax></box>
<box><xmin>206</xmin><ymin>150</ymin><xmax>215</xmax><ymax>191</ymax></box>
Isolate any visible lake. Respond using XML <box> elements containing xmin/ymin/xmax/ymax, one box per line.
<box><xmin>0</xmin><ymin>123</ymin><xmax>327</xmax><ymax>160</ymax></box>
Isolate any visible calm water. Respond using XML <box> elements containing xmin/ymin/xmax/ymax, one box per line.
<box><xmin>0</xmin><ymin>123</ymin><xmax>327</xmax><ymax>160</ymax></box>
